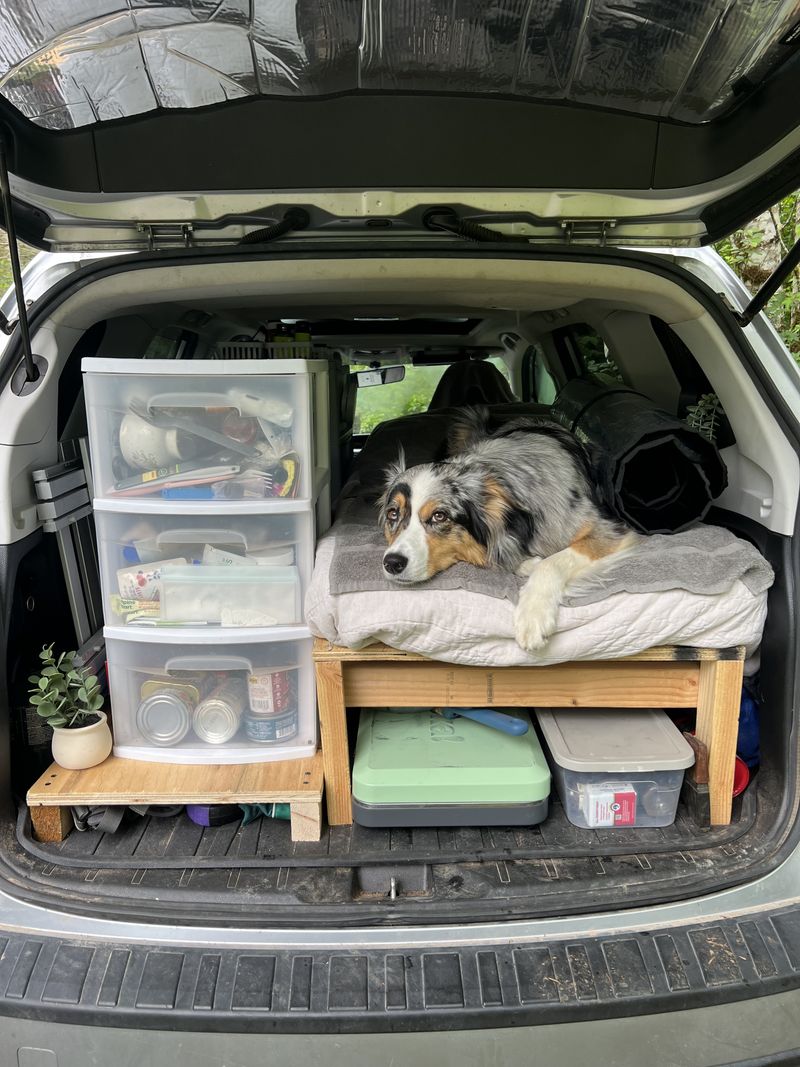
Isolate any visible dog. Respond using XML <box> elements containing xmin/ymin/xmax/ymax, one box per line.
<box><xmin>378</xmin><ymin>407</ymin><xmax>637</xmax><ymax>651</ymax></box>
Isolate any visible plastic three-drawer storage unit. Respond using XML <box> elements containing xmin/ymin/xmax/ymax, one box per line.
<box><xmin>82</xmin><ymin>357</ymin><xmax>329</xmax><ymax>765</ymax></box>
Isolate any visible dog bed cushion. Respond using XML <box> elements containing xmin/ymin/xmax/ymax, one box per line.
<box><xmin>305</xmin><ymin>496</ymin><xmax>773</xmax><ymax>667</ymax></box>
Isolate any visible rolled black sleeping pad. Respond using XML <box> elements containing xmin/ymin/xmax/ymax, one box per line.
<box><xmin>552</xmin><ymin>379</ymin><xmax>728</xmax><ymax>534</ymax></box>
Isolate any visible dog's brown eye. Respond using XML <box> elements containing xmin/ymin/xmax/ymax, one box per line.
<box><xmin>386</xmin><ymin>506</ymin><xmax>399</xmax><ymax>523</ymax></box>
<box><xmin>431</xmin><ymin>510</ymin><xmax>448</xmax><ymax>524</ymax></box>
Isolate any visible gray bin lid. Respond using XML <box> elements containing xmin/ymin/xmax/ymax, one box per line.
<box><xmin>536</xmin><ymin>708</ymin><xmax>695</xmax><ymax>774</ymax></box>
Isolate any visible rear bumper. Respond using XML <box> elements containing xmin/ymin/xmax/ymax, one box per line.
<box><xmin>0</xmin><ymin>981</ymin><xmax>799</xmax><ymax>1067</ymax></box>
<box><xmin>0</xmin><ymin>900</ymin><xmax>799</xmax><ymax>1036</ymax></box>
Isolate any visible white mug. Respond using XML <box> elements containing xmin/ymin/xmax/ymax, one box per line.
<box><xmin>119</xmin><ymin>410</ymin><xmax>197</xmax><ymax>471</ymax></box>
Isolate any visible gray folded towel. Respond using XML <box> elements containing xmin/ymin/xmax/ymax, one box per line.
<box><xmin>326</xmin><ymin>498</ymin><xmax>774</xmax><ymax>605</ymax></box>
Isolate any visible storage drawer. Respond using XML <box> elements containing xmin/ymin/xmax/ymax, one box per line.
<box><xmin>95</xmin><ymin>506</ymin><xmax>312</xmax><ymax>627</ymax></box>
<box><xmin>105</xmin><ymin>631</ymin><xmax>316</xmax><ymax>764</ymax></box>
<box><xmin>83</xmin><ymin>358</ymin><xmax>323</xmax><ymax>504</ymax></box>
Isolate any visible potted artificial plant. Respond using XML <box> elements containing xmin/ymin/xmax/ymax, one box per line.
<box><xmin>28</xmin><ymin>645</ymin><xmax>112</xmax><ymax>770</ymax></box>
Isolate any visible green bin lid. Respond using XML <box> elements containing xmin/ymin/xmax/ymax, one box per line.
<box><xmin>352</xmin><ymin>709</ymin><xmax>551</xmax><ymax>807</ymax></box>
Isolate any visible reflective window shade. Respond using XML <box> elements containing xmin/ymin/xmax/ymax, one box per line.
<box><xmin>0</xmin><ymin>0</ymin><xmax>797</xmax><ymax>130</ymax></box>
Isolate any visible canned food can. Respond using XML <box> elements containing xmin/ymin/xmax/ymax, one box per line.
<box><xmin>244</xmin><ymin>709</ymin><xmax>298</xmax><ymax>744</ymax></box>
<box><xmin>141</xmin><ymin>678</ymin><xmax>196</xmax><ymax>705</ymax></box>
<box><xmin>137</xmin><ymin>689</ymin><xmax>192</xmax><ymax>746</ymax></box>
<box><xmin>247</xmin><ymin>667</ymin><xmax>295</xmax><ymax>715</ymax></box>
<box><xmin>193</xmin><ymin>676</ymin><xmax>247</xmax><ymax>744</ymax></box>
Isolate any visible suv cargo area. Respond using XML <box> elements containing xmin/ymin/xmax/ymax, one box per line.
<box><xmin>1</xmin><ymin>246</ymin><xmax>797</xmax><ymax>929</ymax></box>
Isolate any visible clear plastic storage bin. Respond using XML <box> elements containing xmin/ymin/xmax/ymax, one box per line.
<box><xmin>83</xmin><ymin>358</ymin><xmax>329</xmax><ymax>505</ymax></box>
<box><xmin>104</xmin><ymin>630</ymin><xmax>316</xmax><ymax>764</ymax></box>
<box><xmin>95</xmin><ymin>505</ymin><xmax>312</xmax><ymax>627</ymax></box>
<box><xmin>536</xmin><ymin>708</ymin><xmax>695</xmax><ymax>829</ymax></box>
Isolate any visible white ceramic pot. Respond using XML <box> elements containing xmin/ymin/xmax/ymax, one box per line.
<box><xmin>50</xmin><ymin>711</ymin><xmax>113</xmax><ymax>770</ymax></box>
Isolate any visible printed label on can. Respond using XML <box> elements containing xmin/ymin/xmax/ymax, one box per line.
<box><xmin>247</xmin><ymin>668</ymin><xmax>295</xmax><ymax>715</ymax></box>
<box><xmin>244</xmin><ymin>710</ymin><xmax>298</xmax><ymax>743</ymax></box>
<box><xmin>581</xmin><ymin>782</ymin><xmax>637</xmax><ymax>827</ymax></box>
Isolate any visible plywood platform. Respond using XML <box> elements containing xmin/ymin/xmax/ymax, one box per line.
<box><xmin>27</xmin><ymin>752</ymin><xmax>323</xmax><ymax>843</ymax></box>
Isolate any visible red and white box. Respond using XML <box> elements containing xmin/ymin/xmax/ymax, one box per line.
<box><xmin>581</xmin><ymin>782</ymin><xmax>637</xmax><ymax>827</ymax></box>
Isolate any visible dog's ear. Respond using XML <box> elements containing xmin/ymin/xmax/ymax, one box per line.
<box><xmin>377</xmin><ymin>448</ymin><xmax>406</xmax><ymax>524</ymax></box>
<box><xmin>384</xmin><ymin>446</ymin><xmax>406</xmax><ymax>487</ymax></box>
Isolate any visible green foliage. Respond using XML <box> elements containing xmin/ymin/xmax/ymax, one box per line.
<box><xmin>685</xmin><ymin>392</ymin><xmax>724</xmax><ymax>442</ymax></box>
<box><xmin>352</xmin><ymin>365</ymin><xmax>446</xmax><ymax>434</ymax></box>
<box><xmin>28</xmin><ymin>644</ymin><xmax>104</xmax><ymax>730</ymax></box>
<box><xmin>716</xmin><ymin>193</ymin><xmax>800</xmax><ymax>357</ymax></box>
<box><xmin>0</xmin><ymin>235</ymin><xmax>37</xmax><ymax>295</ymax></box>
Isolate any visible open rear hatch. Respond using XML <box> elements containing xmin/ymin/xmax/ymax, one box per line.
<box><xmin>0</xmin><ymin>2</ymin><xmax>800</xmax><ymax>249</ymax></box>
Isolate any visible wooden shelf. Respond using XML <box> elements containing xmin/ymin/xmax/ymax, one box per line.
<box><xmin>27</xmin><ymin>751</ymin><xmax>323</xmax><ymax>843</ymax></box>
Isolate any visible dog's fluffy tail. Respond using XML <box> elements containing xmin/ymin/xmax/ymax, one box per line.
<box><xmin>447</xmin><ymin>405</ymin><xmax>491</xmax><ymax>456</ymax></box>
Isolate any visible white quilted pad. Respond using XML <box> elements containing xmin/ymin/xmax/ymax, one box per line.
<box><xmin>305</xmin><ymin>530</ymin><xmax>769</xmax><ymax>667</ymax></box>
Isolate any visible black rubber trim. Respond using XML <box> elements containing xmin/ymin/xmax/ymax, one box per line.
<box><xmin>0</xmin><ymin>902</ymin><xmax>799</xmax><ymax>1033</ymax></box>
<box><xmin>14</xmin><ymin>792</ymin><xmax>757</xmax><ymax>870</ymax></box>
<box><xmin>722</xmin><ymin>1052</ymin><xmax>800</xmax><ymax>1067</ymax></box>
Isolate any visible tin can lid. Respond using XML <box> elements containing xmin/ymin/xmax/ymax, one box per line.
<box><xmin>194</xmin><ymin>699</ymin><xmax>240</xmax><ymax>744</ymax></box>
<box><xmin>137</xmin><ymin>692</ymin><xmax>191</xmax><ymax>746</ymax></box>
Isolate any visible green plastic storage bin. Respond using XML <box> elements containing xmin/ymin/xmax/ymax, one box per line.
<box><xmin>352</xmin><ymin>708</ymin><xmax>551</xmax><ymax>827</ymax></box>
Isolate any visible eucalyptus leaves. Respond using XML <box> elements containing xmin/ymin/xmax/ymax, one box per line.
<box><xmin>28</xmin><ymin>644</ymin><xmax>104</xmax><ymax>729</ymax></box>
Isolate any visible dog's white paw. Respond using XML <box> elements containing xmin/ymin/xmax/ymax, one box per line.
<box><xmin>513</xmin><ymin>593</ymin><xmax>558</xmax><ymax>652</ymax></box>
<box><xmin>516</xmin><ymin>556</ymin><xmax>542</xmax><ymax>578</ymax></box>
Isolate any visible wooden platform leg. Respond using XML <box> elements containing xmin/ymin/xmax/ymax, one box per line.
<box><xmin>29</xmin><ymin>805</ymin><xmax>72</xmax><ymax>843</ymax></box>
<box><xmin>290</xmin><ymin>800</ymin><xmax>322</xmax><ymax>842</ymax></box>
<box><xmin>316</xmin><ymin>658</ymin><xmax>353</xmax><ymax>826</ymax></box>
<box><xmin>695</xmin><ymin>659</ymin><xmax>744</xmax><ymax>826</ymax></box>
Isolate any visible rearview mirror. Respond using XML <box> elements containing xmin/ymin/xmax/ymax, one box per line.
<box><xmin>355</xmin><ymin>365</ymin><xmax>406</xmax><ymax>387</ymax></box>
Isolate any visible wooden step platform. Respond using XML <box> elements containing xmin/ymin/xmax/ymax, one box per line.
<box><xmin>27</xmin><ymin>752</ymin><xmax>323</xmax><ymax>844</ymax></box>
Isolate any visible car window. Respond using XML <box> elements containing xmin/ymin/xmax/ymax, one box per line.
<box><xmin>351</xmin><ymin>364</ymin><xmax>447</xmax><ymax>435</ymax></box>
<box><xmin>569</xmin><ymin>324</ymin><xmax>625</xmax><ymax>383</ymax></box>
<box><xmin>486</xmin><ymin>354</ymin><xmax>513</xmax><ymax>385</ymax></box>
<box><xmin>522</xmin><ymin>343</ymin><xmax>558</xmax><ymax>404</ymax></box>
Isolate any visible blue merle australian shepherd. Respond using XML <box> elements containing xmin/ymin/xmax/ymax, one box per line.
<box><xmin>379</xmin><ymin>407</ymin><xmax>637</xmax><ymax>651</ymax></box>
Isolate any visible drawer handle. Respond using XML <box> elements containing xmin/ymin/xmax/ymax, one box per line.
<box><xmin>164</xmin><ymin>655</ymin><xmax>253</xmax><ymax>673</ymax></box>
<box><xmin>156</xmin><ymin>529</ymin><xmax>247</xmax><ymax>548</ymax></box>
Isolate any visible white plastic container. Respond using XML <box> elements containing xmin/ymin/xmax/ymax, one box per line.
<box><xmin>94</xmin><ymin>504</ymin><xmax>312</xmax><ymax>627</ymax></box>
<box><xmin>535</xmin><ymin>708</ymin><xmax>695</xmax><ymax>829</ymax></box>
<box><xmin>83</xmin><ymin>358</ymin><xmax>329</xmax><ymax>505</ymax></box>
<box><xmin>104</xmin><ymin>629</ymin><xmax>316</xmax><ymax>764</ymax></box>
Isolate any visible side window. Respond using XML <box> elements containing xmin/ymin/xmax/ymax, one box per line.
<box><xmin>487</xmin><ymin>354</ymin><xmax>514</xmax><ymax>390</ymax></box>
<box><xmin>143</xmin><ymin>326</ymin><xmax>197</xmax><ymax>361</ymax></box>
<box><xmin>650</xmin><ymin>317</ymin><xmax>735</xmax><ymax>446</ymax></box>
<box><xmin>552</xmin><ymin>324</ymin><xmax>625</xmax><ymax>384</ymax></box>
<box><xmin>522</xmin><ymin>343</ymin><xmax>558</xmax><ymax>404</ymax></box>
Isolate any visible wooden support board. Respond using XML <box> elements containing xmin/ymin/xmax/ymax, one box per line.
<box><xmin>27</xmin><ymin>752</ymin><xmax>324</xmax><ymax>844</ymax></box>
<box><xmin>313</xmin><ymin>639</ymin><xmax>746</xmax><ymax>829</ymax></box>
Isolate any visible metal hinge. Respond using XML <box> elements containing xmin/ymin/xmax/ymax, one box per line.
<box><xmin>561</xmin><ymin>218</ymin><xmax>617</xmax><ymax>246</ymax></box>
<box><xmin>136</xmin><ymin>222</ymin><xmax>194</xmax><ymax>250</ymax></box>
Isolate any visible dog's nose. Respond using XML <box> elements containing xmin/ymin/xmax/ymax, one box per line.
<box><xmin>383</xmin><ymin>552</ymin><xmax>407</xmax><ymax>576</ymax></box>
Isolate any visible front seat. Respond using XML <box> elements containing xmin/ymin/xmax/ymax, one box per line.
<box><xmin>427</xmin><ymin>359</ymin><xmax>516</xmax><ymax>411</ymax></box>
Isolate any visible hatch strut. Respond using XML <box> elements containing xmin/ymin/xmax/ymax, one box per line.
<box><xmin>0</xmin><ymin>138</ymin><xmax>38</xmax><ymax>383</ymax></box>
<box><xmin>734</xmin><ymin>232</ymin><xmax>800</xmax><ymax>327</ymax></box>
